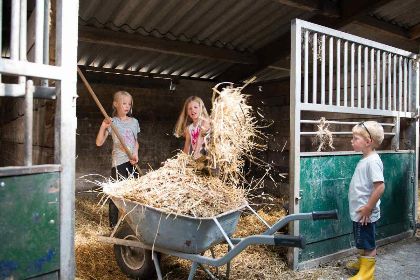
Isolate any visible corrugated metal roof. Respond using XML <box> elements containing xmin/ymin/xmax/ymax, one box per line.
<box><xmin>78</xmin><ymin>41</ymin><xmax>232</xmax><ymax>79</ymax></box>
<box><xmin>371</xmin><ymin>0</ymin><xmax>420</xmax><ymax>28</ymax></box>
<box><xmin>77</xmin><ymin>0</ymin><xmax>309</xmax><ymax>80</ymax></box>
<box><xmin>79</xmin><ymin>0</ymin><xmax>306</xmax><ymax>52</ymax></box>
<box><xmin>76</xmin><ymin>0</ymin><xmax>419</xmax><ymax>83</ymax></box>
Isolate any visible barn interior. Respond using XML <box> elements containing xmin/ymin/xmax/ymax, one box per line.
<box><xmin>1</xmin><ymin>0</ymin><xmax>419</xmax><ymax>279</ymax></box>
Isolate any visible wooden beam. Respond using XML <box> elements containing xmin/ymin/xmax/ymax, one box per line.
<box><xmin>337</xmin><ymin>0</ymin><xmax>396</xmax><ymax>28</ymax></box>
<box><xmin>409</xmin><ymin>23</ymin><xmax>420</xmax><ymax>40</ymax></box>
<box><xmin>78</xmin><ymin>65</ymin><xmax>213</xmax><ymax>82</ymax></box>
<box><xmin>78</xmin><ymin>26</ymin><xmax>257</xmax><ymax>65</ymax></box>
<box><xmin>79</xmin><ymin>68</ymin><xmax>172</xmax><ymax>88</ymax></box>
<box><xmin>274</xmin><ymin>0</ymin><xmax>339</xmax><ymax>17</ymax></box>
<box><xmin>216</xmin><ymin>0</ymin><xmax>395</xmax><ymax>82</ymax></box>
<box><xmin>355</xmin><ymin>15</ymin><xmax>409</xmax><ymax>39</ymax></box>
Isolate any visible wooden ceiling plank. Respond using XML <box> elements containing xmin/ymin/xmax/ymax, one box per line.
<box><xmin>355</xmin><ymin>16</ymin><xmax>409</xmax><ymax>39</ymax></box>
<box><xmin>274</xmin><ymin>0</ymin><xmax>339</xmax><ymax>17</ymax></box>
<box><xmin>409</xmin><ymin>23</ymin><xmax>420</xmax><ymax>40</ymax></box>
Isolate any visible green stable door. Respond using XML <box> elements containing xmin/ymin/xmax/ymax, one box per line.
<box><xmin>0</xmin><ymin>173</ymin><xmax>60</xmax><ymax>279</ymax></box>
<box><xmin>298</xmin><ymin>152</ymin><xmax>415</xmax><ymax>262</ymax></box>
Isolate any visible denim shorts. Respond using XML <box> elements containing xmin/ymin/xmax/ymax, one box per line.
<box><xmin>353</xmin><ymin>221</ymin><xmax>376</xmax><ymax>250</ymax></box>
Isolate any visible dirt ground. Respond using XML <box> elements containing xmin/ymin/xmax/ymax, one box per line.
<box><xmin>75</xmin><ymin>187</ymin><xmax>420</xmax><ymax>280</ymax></box>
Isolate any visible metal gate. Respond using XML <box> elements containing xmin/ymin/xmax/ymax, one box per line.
<box><xmin>289</xmin><ymin>19</ymin><xmax>419</xmax><ymax>269</ymax></box>
<box><xmin>0</xmin><ymin>1</ymin><xmax>78</xmax><ymax>279</ymax></box>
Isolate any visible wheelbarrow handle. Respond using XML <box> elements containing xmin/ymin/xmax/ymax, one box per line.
<box><xmin>273</xmin><ymin>234</ymin><xmax>306</xmax><ymax>249</ymax></box>
<box><xmin>312</xmin><ymin>209</ymin><xmax>338</xmax><ymax>220</ymax></box>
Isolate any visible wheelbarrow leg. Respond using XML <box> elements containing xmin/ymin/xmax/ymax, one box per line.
<box><xmin>226</xmin><ymin>246</ymin><xmax>231</xmax><ymax>279</ymax></box>
<box><xmin>209</xmin><ymin>248</ymin><xmax>219</xmax><ymax>277</ymax></box>
<box><xmin>152</xmin><ymin>251</ymin><xmax>163</xmax><ymax>280</ymax></box>
<box><xmin>199</xmin><ymin>264</ymin><xmax>218</xmax><ymax>280</ymax></box>
<box><xmin>188</xmin><ymin>262</ymin><xmax>198</xmax><ymax>280</ymax></box>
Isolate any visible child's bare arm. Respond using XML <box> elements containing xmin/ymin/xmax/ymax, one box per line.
<box><xmin>357</xmin><ymin>181</ymin><xmax>385</xmax><ymax>225</ymax></box>
<box><xmin>183</xmin><ymin>128</ymin><xmax>191</xmax><ymax>154</ymax></box>
<box><xmin>199</xmin><ymin>118</ymin><xmax>210</xmax><ymax>136</ymax></box>
<box><xmin>130</xmin><ymin>141</ymin><xmax>139</xmax><ymax>165</ymax></box>
<box><xmin>96</xmin><ymin>118</ymin><xmax>111</xmax><ymax>146</ymax></box>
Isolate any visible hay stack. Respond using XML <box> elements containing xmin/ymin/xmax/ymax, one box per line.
<box><xmin>103</xmin><ymin>153</ymin><xmax>246</xmax><ymax>217</ymax></box>
<box><xmin>102</xmin><ymin>82</ymin><xmax>263</xmax><ymax>217</ymax></box>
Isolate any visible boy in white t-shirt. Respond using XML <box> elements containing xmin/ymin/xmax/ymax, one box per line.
<box><xmin>347</xmin><ymin>121</ymin><xmax>385</xmax><ymax>280</ymax></box>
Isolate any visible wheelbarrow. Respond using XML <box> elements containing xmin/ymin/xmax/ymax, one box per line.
<box><xmin>98</xmin><ymin>196</ymin><xmax>338</xmax><ymax>279</ymax></box>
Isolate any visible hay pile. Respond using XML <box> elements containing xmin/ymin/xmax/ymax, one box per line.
<box><xmin>75</xmin><ymin>194</ymin><xmax>126</xmax><ymax>280</ymax></box>
<box><xmin>102</xmin><ymin>82</ymin><xmax>265</xmax><ymax>217</ymax></box>
<box><xmin>103</xmin><ymin>153</ymin><xmax>246</xmax><ymax>217</ymax></box>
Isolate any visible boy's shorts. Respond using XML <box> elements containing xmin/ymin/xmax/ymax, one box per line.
<box><xmin>353</xmin><ymin>221</ymin><xmax>376</xmax><ymax>250</ymax></box>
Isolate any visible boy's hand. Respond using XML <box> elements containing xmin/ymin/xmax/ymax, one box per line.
<box><xmin>357</xmin><ymin>205</ymin><xmax>372</xmax><ymax>225</ymax></box>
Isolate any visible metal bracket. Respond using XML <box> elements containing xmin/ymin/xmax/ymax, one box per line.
<box><xmin>391</xmin><ymin>116</ymin><xmax>400</xmax><ymax>151</ymax></box>
<box><xmin>295</xmin><ymin>190</ymin><xmax>303</xmax><ymax>204</ymax></box>
<box><xmin>413</xmin><ymin>107</ymin><xmax>420</xmax><ymax>119</ymax></box>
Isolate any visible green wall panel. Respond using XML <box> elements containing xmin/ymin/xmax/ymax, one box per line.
<box><xmin>0</xmin><ymin>172</ymin><xmax>60</xmax><ymax>279</ymax></box>
<box><xmin>299</xmin><ymin>153</ymin><xmax>415</xmax><ymax>262</ymax></box>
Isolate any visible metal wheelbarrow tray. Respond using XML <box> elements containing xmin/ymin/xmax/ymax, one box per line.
<box><xmin>99</xmin><ymin>196</ymin><xmax>338</xmax><ymax>280</ymax></box>
<box><xmin>112</xmin><ymin>196</ymin><xmax>245</xmax><ymax>254</ymax></box>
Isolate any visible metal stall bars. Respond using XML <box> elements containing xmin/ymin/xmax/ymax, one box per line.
<box><xmin>290</xmin><ymin>19</ymin><xmax>419</xmax><ymax>269</ymax></box>
<box><xmin>0</xmin><ymin>1</ymin><xmax>78</xmax><ymax>279</ymax></box>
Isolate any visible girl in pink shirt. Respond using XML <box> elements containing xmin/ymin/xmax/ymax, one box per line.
<box><xmin>174</xmin><ymin>96</ymin><xmax>210</xmax><ymax>159</ymax></box>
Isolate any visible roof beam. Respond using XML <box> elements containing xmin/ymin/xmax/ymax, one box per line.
<box><xmin>78</xmin><ymin>65</ymin><xmax>213</xmax><ymax>82</ymax></box>
<box><xmin>78</xmin><ymin>66</ymin><xmax>172</xmax><ymax>88</ymax></box>
<box><xmin>409</xmin><ymin>23</ymin><xmax>420</xmax><ymax>40</ymax></box>
<box><xmin>274</xmin><ymin>0</ymin><xmax>339</xmax><ymax>17</ymax></box>
<box><xmin>78</xmin><ymin>26</ymin><xmax>257</xmax><ymax>65</ymax></box>
<box><xmin>216</xmin><ymin>0</ymin><xmax>395</xmax><ymax>82</ymax></box>
<box><xmin>355</xmin><ymin>15</ymin><xmax>409</xmax><ymax>39</ymax></box>
<box><xmin>337</xmin><ymin>0</ymin><xmax>396</xmax><ymax>27</ymax></box>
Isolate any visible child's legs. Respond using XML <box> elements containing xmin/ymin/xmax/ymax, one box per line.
<box><xmin>353</xmin><ymin>221</ymin><xmax>377</xmax><ymax>256</ymax></box>
<box><xmin>109</xmin><ymin>162</ymin><xmax>138</xmax><ymax>227</ymax></box>
<box><xmin>112</xmin><ymin>162</ymin><xmax>137</xmax><ymax>179</ymax></box>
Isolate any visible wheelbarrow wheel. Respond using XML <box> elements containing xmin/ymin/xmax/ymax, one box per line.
<box><xmin>113</xmin><ymin>224</ymin><xmax>157</xmax><ymax>279</ymax></box>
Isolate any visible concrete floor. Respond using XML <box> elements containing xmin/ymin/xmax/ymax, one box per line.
<box><xmin>375</xmin><ymin>237</ymin><xmax>420</xmax><ymax>279</ymax></box>
<box><xmin>338</xmin><ymin>235</ymin><xmax>420</xmax><ymax>279</ymax></box>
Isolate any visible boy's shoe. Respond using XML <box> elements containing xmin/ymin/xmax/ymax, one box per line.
<box><xmin>345</xmin><ymin>257</ymin><xmax>360</xmax><ymax>272</ymax></box>
<box><xmin>348</xmin><ymin>256</ymin><xmax>375</xmax><ymax>280</ymax></box>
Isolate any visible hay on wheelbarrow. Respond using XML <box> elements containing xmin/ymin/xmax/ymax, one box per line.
<box><xmin>102</xmin><ymin>153</ymin><xmax>247</xmax><ymax>218</ymax></box>
<box><xmin>100</xmin><ymin>82</ymin><xmax>266</xmax><ymax>218</ymax></box>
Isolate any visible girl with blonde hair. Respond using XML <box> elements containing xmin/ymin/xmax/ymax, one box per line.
<box><xmin>96</xmin><ymin>90</ymin><xmax>140</xmax><ymax>227</ymax></box>
<box><xmin>174</xmin><ymin>96</ymin><xmax>210</xmax><ymax>159</ymax></box>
